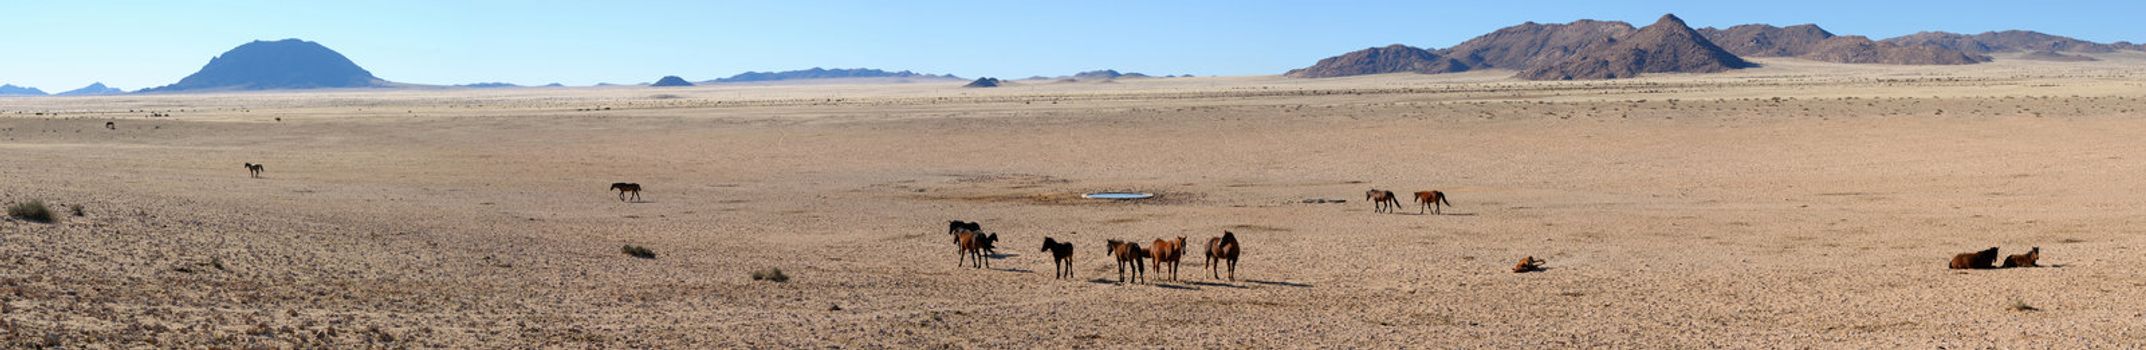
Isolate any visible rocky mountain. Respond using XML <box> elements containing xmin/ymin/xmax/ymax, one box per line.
<box><xmin>57</xmin><ymin>82</ymin><xmax>124</xmax><ymax>96</ymax></box>
<box><xmin>456</xmin><ymin>82</ymin><xmax>519</xmax><ymax>88</ymax></box>
<box><xmin>1697</xmin><ymin>24</ymin><xmax>1836</xmax><ymax>57</ymax></box>
<box><xmin>1285</xmin><ymin>44</ymin><xmax>1470</xmax><ymax>78</ymax></box>
<box><xmin>963</xmin><ymin>77</ymin><xmax>1003</xmax><ymax>88</ymax></box>
<box><xmin>1882</xmin><ymin>30</ymin><xmax>2120</xmax><ymax>53</ymax></box>
<box><xmin>141</xmin><ymin>39</ymin><xmax>387</xmax><ymax>92</ymax></box>
<box><xmin>1518</xmin><ymin>14</ymin><xmax>1753</xmax><ymax>80</ymax></box>
<box><xmin>2018</xmin><ymin>50</ymin><xmax>2098</xmax><ymax>62</ymax></box>
<box><xmin>1801</xmin><ymin>35</ymin><xmax>1991</xmax><ymax>65</ymax></box>
<box><xmin>711</xmin><ymin>68</ymin><xmax>958</xmax><ymax>83</ymax></box>
<box><xmin>649</xmin><ymin>76</ymin><xmax>695</xmax><ymax>87</ymax></box>
<box><xmin>1442</xmin><ymin>19</ymin><xmax>1636</xmax><ymax>70</ymax></box>
<box><xmin>0</xmin><ymin>84</ymin><xmax>48</xmax><ymax>96</ymax></box>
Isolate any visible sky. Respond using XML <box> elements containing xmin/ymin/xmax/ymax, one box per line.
<box><xmin>2</xmin><ymin>0</ymin><xmax>2142</xmax><ymax>91</ymax></box>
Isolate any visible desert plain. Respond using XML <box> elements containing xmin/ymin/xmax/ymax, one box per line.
<box><xmin>9</xmin><ymin>55</ymin><xmax>2146</xmax><ymax>348</ymax></box>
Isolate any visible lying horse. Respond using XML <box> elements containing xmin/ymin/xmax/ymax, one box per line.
<box><xmin>1366</xmin><ymin>189</ymin><xmax>1402</xmax><ymax>214</ymax></box>
<box><xmin>244</xmin><ymin>163</ymin><xmax>265</xmax><ymax>178</ymax></box>
<box><xmin>1205</xmin><ymin>231</ymin><xmax>1241</xmax><ymax>281</ymax></box>
<box><xmin>610</xmin><ymin>183</ymin><xmax>642</xmax><ymax>202</ymax></box>
<box><xmin>1041</xmin><ymin>237</ymin><xmax>1076</xmax><ymax>279</ymax></box>
<box><xmin>1513</xmin><ymin>256</ymin><xmax>1546</xmax><ymax>273</ymax></box>
<box><xmin>1949</xmin><ymin>247</ymin><xmax>2000</xmax><ymax>269</ymax></box>
<box><xmin>1151</xmin><ymin>237</ymin><xmax>1186</xmax><ymax>281</ymax></box>
<box><xmin>1414</xmin><ymin>190</ymin><xmax>1454</xmax><ymax>215</ymax></box>
<box><xmin>2002</xmin><ymin>247</ymin><xmax>2041</xmax><ymax>268</ymax></box>
<box><xmin>956</xmin><ymin>231</ymin><xmax>998</xmax><ymax>269</ymax></box>
<box><xmin>1107</xmin><ymin>239</ymin><xmax>1148</xmax><ymax>284</ymax></box>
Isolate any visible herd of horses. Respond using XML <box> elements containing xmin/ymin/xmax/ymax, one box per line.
<box><xmin>1366</xmin><ymin>189</ymin><xmax>1452</xmax><ymax>215</ymax></box>
<box><xmin>1949</xmin><ymin>246</ymin><xmax>2041</xmax><ymax>269</ymax></box>
<box><xmin>950</xmin><ymin>220</ymin><xmax>1241</xmax><ymax>284</ymax></box>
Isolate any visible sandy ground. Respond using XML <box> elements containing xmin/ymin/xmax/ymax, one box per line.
<box><xmin>8</xmin><ymin>55</ymin><xmax>2146</xmax><ymax>348</ymax></box>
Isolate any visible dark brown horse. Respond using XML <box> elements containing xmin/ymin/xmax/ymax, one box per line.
<box><xmin>948</xmin><ymin>220</ymin><xmax>981</xmax><ymax>235</ymax></box>
<box><xmin>1949</xmin><ymin>247</ymin><xmax>2000</xmax><ymax>269</ymax></box>
<box><xmin>1150</xmin><ymin>237</ymin><xmax>1186</xmax><ymax>281</ymax></box>
<box><xmin>610</xmin><ymin>183</ymin><xmax>642</xmax><ymax>202</ymax></box>
<box><xmin>956</xmin><ymin>231</ymin><xmax>998</xmax><ymax>269</ymax></box>
<box><xmin>1041</xmin><ymin>237</ymin><xmax>1076</xmax><ymax>279</ymax></box>
<box><xmin>2002</xmin><ymin>247</ymin><xmax>2041</xmax><ymax>268</ymax></box>
<box><xmin>1366</xmin><ymin>189</ymin><xmax>1401</xmax><ymax>214</ymax></box>
<box><xmin>1107</xmin><ymin>239</ymin><xmax>1147</xmax><ymax>284</ymax></box>
<box><xmin>244</xmin><ymin>163</ymin><xmax>265</xmax><ymax>178</ymax></box>
<box><xmin>1414</xmin><ymin>190</ymin><xmax>1454</xmax><ymax>215</ymax></box>
<box><xmin>1205</xmin><ymin>231</ymin><xmax>1241</xmax><ymax>280</ymax></box>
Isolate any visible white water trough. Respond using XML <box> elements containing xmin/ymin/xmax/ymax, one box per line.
<box><xmin>1081</xmin><ymin>192</ymin><xmax>1155</xmax><ymax>200</ymax></box>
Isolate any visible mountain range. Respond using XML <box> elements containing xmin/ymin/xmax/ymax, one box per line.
<box><xmin>58</xmin><ymin>83</ymin><xmax>125</xmax><ymax>96</ymax></box>
<box><xmin>0</xmin><ymin>84</ymin><xmax>48</xmax><ymax>96</ymax></box>
<box><xmin>1290</xmin><ymin>13</ymin><xmax>2141</xmax><ymax>80</ymax></box>
<box><xmin>709</xmin><ymin>68</ymin><xmax>959</xmax><ymax>83</ymax></box>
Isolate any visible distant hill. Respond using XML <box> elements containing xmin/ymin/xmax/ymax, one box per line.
<box><xmin>543</xmin><ymin>83</ymin><xmax>566</xmax><ymax>87</ymax></box>
<box><xmin>1699</xmin><ymin>24</ymin><xmax>1990</xmax><ymax>65</ymax></box>
<box><xmin>963</xmin><ymin>77</ymin><xmax>1003</xmax><ymax>88</ymax></box>
<box><xmin>711</xmin><ymin>68</ymin><xmax>958</xmax><ymax>83</ymax></box>
<box><xmin>1285</xmin><ymin>44</ymin><xmax>1470</xmax><ymax>78</ymax></box>
<box><xmin>57</xmin><ymin>82</ymin><xmax>124</xmax><ymax>96</ymax></box>
<box><xmin>2017</xmin><ymin>50</ymin><xmax>2098</xmax><ymax>62</ymax></box>
<box><xmin>650</xmin><ymin>76</ymin><xmax>695</xmax><ymax>87</ymax></box>
<box><xmin>141</xmin><ymin>39</ymin><xmax>387</xmax><ymax>92</ymax></box>
<box><xmin>1442</xmin><ymin>19</ymin><xmax>1635</xmax><ymax>70</ymax></box>
<box><xmin>1882</xmin><ymin>30</ymin><xmax>2120</xmax><ymax>53</ymax></box>
<box><xmin>0</xmin><ymin>84</ymin><xmax>48</xmax><ymax>96</ymax></box>
<box><xmin>1519</xmin><ymin>14</ymin><xmax>1753</xmax><ymax>80</ymax></box>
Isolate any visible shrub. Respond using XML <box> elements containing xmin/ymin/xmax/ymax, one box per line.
<box><xmin>621</xmin><ymin>245</ymin><xmax>656</xmax><ymax>259</ymax></box>
<box><xmin>68</xmin><ymin>204</ymin><xmax>84</xmax><ymax>217</ymax></box>
<box><xmin>8</xmin><ymin>200</ymin><xmax>55</xmax><ymax>223</ymax></box>
<box><xmin>751</xmin><ymin>268</ymin><xmax>789</xmax><ymax>283</ymax></box>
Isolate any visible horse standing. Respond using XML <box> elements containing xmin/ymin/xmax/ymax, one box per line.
<box><xmin>1107</xmin><ymin>239</ymin><xmax>1148</xmax><ymax>284</ymax></box>
<box><xmin>1205</xmin><ymin>231</ymin><xmax>1241</xmax><ymax>280</ymax></box>
<box><xmin>244</xmin><ymin>163</ymin><xmax>265</xmax><ymax>178</ymax></box>
<box><xmin>956</xmin><ymin>231</ymin><xmax>998</xmax><ymax>269</ymax></box>
<box><xmin>1150</xmin><ymin>237</ymin><xmax>1186</xmax><ymax>281</ymax></box>
<box><xmin>610</xmin><ymin>183</ymin><xmax>642</xmax><ymax>202</ymax></box>
<box><xmin>1414</xmin><ymin>190</ymin><xmax>1454</xmax><ymax>215</ymax></box>
<box><xmin>1041</xmin><ymin>237</ymin><xmax>1076</xmax><ymax>279</ymax></box>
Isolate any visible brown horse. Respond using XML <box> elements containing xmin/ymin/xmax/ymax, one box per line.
<box><xmin>1366</xmin><ymin>189</ymin><xmax>1402</xmax><ymax>214</ymax></box>
<box><xmin>610</xmin><ymin>182</ymin><xmax>642</xmax><ymax>202</ymax></box>
<box><xmin>1150</xmin><ymin>237</ymin><xmax>1186</xmax><ymax>282</ymax></box>
<box><xmin>1513</xmin><ymin>256</ymin><xmax>1546</xmax><ymax>273</ymax></box>
<box><xmin>1414</xmin><ymin>190</ymin><xmax>1454</xmax><ymax>215</ymax></box>
<box><xmin>1205</xmin><ymin>231</ymin><xmax>1241</xmax><ymax>280</ymax></box>
<box><xmin>244</xmin><ymin>163</ymin><xmax>265</xmax><ymax>178</ymax></box>
<box><xmin>1949</xmin><ymin>247</ymin><xmax>2000</xmax><ymax>269</ymax></box>
<box><xmin>1107</xmin><ymin>239</ymin><xmax>1148</xmax><ymax>284</ymax></box>
<box><xmin>2002</xmin><ymin>247</ymin><xmax>2041</xmax><ymax>268</ymax></box>
<box><xmin>1041</xmin><ymin>237</ymin><xmax>1076</xmax><ymax>279</ymax></box>
<box><xmin>956</xmin><ymin>231</ymin><xmax>998</xmax><ymax>269</ymax></box>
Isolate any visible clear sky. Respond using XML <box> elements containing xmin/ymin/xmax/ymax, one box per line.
<box><xmin>1</xmin><ymin>0</ymin><xmax>2141</xmax><ymax>91</ymax></box>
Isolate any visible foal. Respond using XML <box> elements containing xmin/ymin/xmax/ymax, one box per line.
<box><xmin>1107</xmin><ymin>239</ymin><xmax>1148</xmax><ymax>284</ymax></box>
<box><xmin>2002</xmin><ymin>247</ymin><xmax>2041</xmax><ymax>268</ymax></box>
<box><xmin>610</xmin><ymin>183</ymin><xmax>642</xmax><ymax>202</ymax></box>
<box><xmin>1041</xmin><ymin>237</ymin><xmax>1076</xmax><ymax>279</ymax></box>
<box><xmin>956</xmin><ymin>231</ymin><xmax>998</xmax><ymax>269</ymax></box>
<box><xmin>244</xmin><ymin>163</ymin><xmax>265</xmax><ymax>178</ymax></box>
<box><xmin>1205</xmin><ymin>231</ymin><xmax>1241</xmax><ymax>280</ymax></box>
<box><xmin>1366</xmin><ymin>189</ymin><xmax>1401</xmax><ymax>214</ymax></box>
<box><xmin>1414</xmin><ymin>190</ymin><xmax>1454</xmax><ymax>215</ymax></box>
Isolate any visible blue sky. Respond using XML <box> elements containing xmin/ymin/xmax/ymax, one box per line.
<box><xmin>1</xmin><ymin>1</ymin><xmax>2141</xmax><ymax>90</ymax></box>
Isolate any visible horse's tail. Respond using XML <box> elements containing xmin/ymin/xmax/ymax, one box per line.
<box><xmin>1439</xmin><ymin>193</ymin><xmax>1453</xmax><ymax>207</ymax></box>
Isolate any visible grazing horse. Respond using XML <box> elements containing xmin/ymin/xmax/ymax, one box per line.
<box><xmin>1949</xmin><ymin>247</ymin><xmax>2000</xmax><ymax>269</ymax></box>
<box><xmin>1414</xmin><ymin>190</ymin><xmax>1454</xmax><ymax>215</ymax></box>
<box><xmin>1107</xmin><ymin>239</ymin><xmax>1148</xmax><ymax>284</ymax></box>
<box><xmin>1205</xmin><ymin>231</ymin><xmax>1242</xmax><ymax>280</ymax></box>
<box><xmin>956</xmin><ymin>231</ymin><xmax>998</xmax><ymax>269</ymax></box>
<box><xmin>244</xmin><ymin>163</ymin><xmax>265</xmax><ymax>178</ymax></box>
<box><xmin>1366</xmin><ymin>189</ymin><xmax>1402</xmax><ymax>214</ymax></box>
<box><xmin>1513</xmin><ymin>256</ymin><xmax>1546</xmax><ymax>273</ymax></box>
<box><xmin>610</xmin><ymin>183</ymin><xmax>642</xmax><ymax>202</ymax></box>
<box><xmin>1150</xmin><ymin>237</ymin><xmax>1186</xmax><ymax>281</ymax></box>
<box><xmin>104</xmin><ymin>122</ymin><xmax>115</xmax><ymax>130</ymax></box>
<box><xmin>1041</xmin><ymin>237</ymin><xmax>1076</xmax><ymax>279</ymax></box>
<box><xmin>2002</xmin><ymin>247</ymin><xmax>2041</xmax><ymax>268</ymax></box>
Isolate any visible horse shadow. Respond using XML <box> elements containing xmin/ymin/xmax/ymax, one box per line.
<box><xmin>995</xmin><ymin>267</ymin><xmax>1034</xmax><ymax>273</ymax></box>
<box><xmin>1153</xmin><ymin>283</ymin><xmax>1200</xmax><ymax>291</ymax></box>
<box><xmin>1185</xmin><ymin>281</ymin><xmax>1248</xmax><ymax>289</ymax></box>
<box><xmin>988</xmin><ymin>253</ymin><xmax>1021</xmax><ymax>259</ymax></box>
<box><xmin>1086</xmin><ymin>278</ymin><xmax>1121</xmax><ymax>285</ymax></box>
<box><xmin>1245</xmin><ymin>279</ymin><xmax>1313</xmax><ymax>288</ymax></box>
